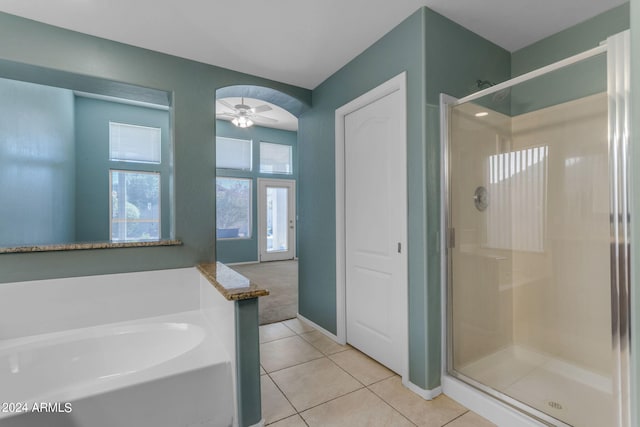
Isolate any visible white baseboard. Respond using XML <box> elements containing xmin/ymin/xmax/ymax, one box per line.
<box><xmin>225</xmin><ymin>261</ymin><xmax>259</xmax><ymax>266</ymax></box>
<box><xmin>402</xmin><ymin>378</ymin><xmax>442</xmax><ymax>400</ymax></box>
<box><xmin>296</xmin><ymin>313</ymin><xmax>343</xmax><ymax>344</ymax></box>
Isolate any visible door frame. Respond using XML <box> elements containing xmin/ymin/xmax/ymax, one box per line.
<box><xmin>257</xmin><ymin>177</ymin><xmax>296</xmax><ymax>262</ymax></box>
<box><xmin>334</xmin><ymin>72</ymin><xmax>408</xmax><ymax>381</ymax></box>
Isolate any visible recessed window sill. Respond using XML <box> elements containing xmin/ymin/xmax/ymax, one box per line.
<box><xmin>0</xmin><ymin>239</ymin><xmax>183</xmax><ymax>254</ymax></box>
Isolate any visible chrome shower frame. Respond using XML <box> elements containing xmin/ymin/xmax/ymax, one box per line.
<box><xmin>439</xmin><ymin>31</ymin><xmax>631</xmax><ymax>426</ymax></box>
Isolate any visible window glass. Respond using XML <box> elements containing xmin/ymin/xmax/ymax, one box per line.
<box><xmin>110</xmin><ymin>170</ymin><xmax>160</xmax><ymax>241</ymax></box>
<box><xmin>260</xmin><ymin>142</ymin><xmax>292</xmax><ymax>174</ymax></box>
<box><xmin>216</xmin><ymin>136</ymin><xmax>252</xmax><ymax>170</ymax></box>
<box><xmin>216</xmin><ymin>177</ymin><xmax>252</xmax><ymax>239</ymax></box>
<box><xmin>109</xmin><ymin>122</ymin><xmax>161</xmax><ymax>163</ymax></box>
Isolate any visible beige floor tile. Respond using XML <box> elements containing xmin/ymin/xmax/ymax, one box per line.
<box><xmin>300</xmin><ymin>330</ymin><xmax>350</xmax><ymax>355</ymax></box>
<box><xmin>301</xmin><ymin>388</ymin><xmax>414</xmax><ymax>427</ymax></box>
<box><xmin>369</xmin><ymin>376</ymin><xmax>467</xmax><ymax>427</ymax></box>
<box><xmin>329</xmin><ymin>349</ymin><xmax>395</xmax><ymax>385</ymax></box>
<box><xmin>261</xmin><ymin>335</ymin><xmax>324</xmax><ymax>372</ymax></box>
<box><xmin>260</xmin><ymin>322</ymin><xmax>297</xmax><ymax>343</ymax></box>
<box><xmin>261</xmin><ymin>365</ymin><xmax>266</xmax><ymax>375</ymax></box>
<box><xmin>445</xmin><ymin>411</ymin><xmax>496</xmax><ymax>427</ymax></box>
<box><xmin>261</xmin><ymin>375</ymin><xmax>296</xmax><ymax>424</ymax></box>
<box><xmin>267</xmin><ymin>414</ymin><xmax>307</xmax><ymax>427</ymax></box>
<box><xmin>270</xmin><ymin>357</ymin><xmax>363</xmax><ymax>411</ymax></box>
<box><xmin>283</xmin><ymin>317</ymin><xmax>315</xmax><ymax>334</ymax></box>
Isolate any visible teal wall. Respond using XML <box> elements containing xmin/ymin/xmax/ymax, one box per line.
<box><xmin>74</xmin><ymin>97</ymin><xmax>171</xmax><ymax>242</ymax></box>
<box><xmin>299</xmin><ymin>8</ymin><xmax>426</xmax><ymax>354</ymax></box>
<box><xmin>630</xmin><ymin>0</ymin><xmax>639</xmax><ymax>423</ymax></box>
<box><xmin>0</xmin><ymin>11</ymin><xmax>310</xmax><ymax>285</ymax></box>
<box><xmin>215</xmin><ymin>119</ymin><xmax>298</xmax><ymax>264</ymax></box>
<box><xmin>423</xmin><ymin>9</ymin><xmax>511</xmax><ymax>389</ymax></box>
<box><xmin>510</xmin><ymin>3</ymin><xmax>629</xmax><ymax>115</ymax></box>
<box><xmin>297</xmin><ymin>8</ymin><xmax>510</xmax><ymax>390</ymax></box>
<box><xmin>0</xmin><ymin>78</ymin><xmax>75</xmax><ymax>247</ymax></box>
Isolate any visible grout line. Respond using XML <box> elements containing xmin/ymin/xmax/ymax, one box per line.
<box><xmin>265</xmin><ymin>371</ymin><xmax>299</xmax><ymax>420</ymax></box>
<box><xmin>260</xmin><ymin>333</ymin><xmax>298</xmax><ymax>345</ymax></box>
<box><xmin>366</xmin><ymin>373</ymin><xmax>398</xmax><ymax>387</ymax></box>
<box><xmin>365</xmin><ymin>379</ymin><xmax>418</xmax><ymax>426</ymax></box>
<box><xmin>441</xmin><ymin>410</ymin><xmax>470</xmax><ymax>426</ymax></box>
<box><xmin>296</xmin><ymin>386</ymin><xmax>367</xmax><ymax>414</ymax></box>
<box><xmin>264</xmin><ymin>354</ymin><xmax>326</xmax><ymax>375</ymax></box>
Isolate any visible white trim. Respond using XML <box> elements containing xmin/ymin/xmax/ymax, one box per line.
<box><xmin>334</xmin><ymin>71</ymin><xmax>408</xmax><ymax>379</ymax></box>
<box><xmin>297</xmin><ymin>313</ymin><xmax>341</xmax><ymax>343</ymax></box>
<box><xmin>225</xmin><ymin>261</ymin><xmax>259</xmax><ymax>266</ymax></box>
<box><xmin>443</xmin><ymin>376</ymin><xmax>546</xmax><ymax>427</ymax></box>
<box><xmin>257</xmin><ymin>178</ymin><xmax>296</xmax><ymax>262</ymax></box>
<box><xmin>402</xmin><ymin>379</ymin><xmax>442</xmax><ymax>400</ymax></box>
<box><xmin>455</xmin><ymin>44</ymin><xmax>607</xmax><ymax>105</ymax></box>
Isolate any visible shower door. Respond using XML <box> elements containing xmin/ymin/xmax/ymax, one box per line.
<box><xmin>442</xmin><ymin>31</ymin><xmax>630</xmax><ymax>427</ymax></box>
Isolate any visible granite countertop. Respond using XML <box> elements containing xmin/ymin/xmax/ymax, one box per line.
<box><xmin>0</xmin><ymin>239</ymin><xmax>183</xmax><ymax>254</ymax></box>
<box><xmin>197</xmin><ymin>262</ymin><xmax>269</xmax><ymax>301</ymax></box>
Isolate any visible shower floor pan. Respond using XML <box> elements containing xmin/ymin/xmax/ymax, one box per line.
<box><xmin>458</xmin><ymin>345</ymin><xmax>613</xmax><ymax>427</ymax></box>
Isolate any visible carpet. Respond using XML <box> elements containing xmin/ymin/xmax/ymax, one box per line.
<box><xmin>230</xmin><ymin>260</ymin><xmax>298</xmax><ymax>325</ymax></box>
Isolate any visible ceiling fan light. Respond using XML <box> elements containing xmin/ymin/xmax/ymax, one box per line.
<box><xmin>232</xmin><ymin>115</ymin><xmax>254</xmax><ymax>128</ymax></box>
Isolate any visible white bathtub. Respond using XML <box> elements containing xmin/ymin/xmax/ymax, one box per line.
<box><xmin>0</xmin><ymin>310</ymin><xmax>234</xmax><ymax>427</ymax></box>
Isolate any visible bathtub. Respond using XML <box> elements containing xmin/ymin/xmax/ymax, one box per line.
<box><xmin>0</xmin><ymin>310</ymin><xmax>234</xmax><ymax>427</ymax></box>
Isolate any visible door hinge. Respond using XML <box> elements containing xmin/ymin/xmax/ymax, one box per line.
<box><xmin>448</xmin><ymin>228</ymin><xmax>456</xmax><ymax>249</ymax></box>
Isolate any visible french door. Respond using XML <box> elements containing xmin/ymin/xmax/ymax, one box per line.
<box><xmin>258</xmin><ymin>178</ymin><xmax>296</xmax><ymax>262</ymax></box>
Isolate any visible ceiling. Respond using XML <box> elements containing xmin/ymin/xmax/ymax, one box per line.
<box><xmin>216</xmin><ymin>97</ymin><xmax>298</xmax><ymax>132</ymax></box>
<box><xmin>0</xmin><ymin>0</ymin><xmax>627</xmax><ymax>89</ymax></box>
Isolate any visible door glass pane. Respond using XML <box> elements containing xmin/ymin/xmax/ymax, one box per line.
<box><xmin>448</xmin><ymin>53</ymin><xmax>612</xmax><ymax>427</ymax></box>
<box><xmin>266</xmin><ymin>186</ymin><xmax>288</xmax><ymax>252</ymax></box>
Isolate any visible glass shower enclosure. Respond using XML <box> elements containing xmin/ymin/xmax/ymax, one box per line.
<box><xmin>441</xmin><ymin>31</ymin><xmax>630</xmax><ymax>426</ymax></box>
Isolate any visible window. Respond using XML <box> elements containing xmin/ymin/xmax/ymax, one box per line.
<box><xmin>216</xmin><ymin>136</ymin><xmax>252</xmax><ymax>170</ymax></box>
<box><xmin>486</xmin><ymin>146</ymin><xmax>548</xmax><ymax>252</ymax></box>
<box><xmin>216</xmin><ymin>177</ymin><xmax>251</xmax><ymax>239</ymax></box>
<box><xmin>260</xmin><ymin>142</ymin><xmax>292</xmax><ymax>174</ymax></box>
<box><xmin>109</xmin><ymin>122</ymin><xmax>161</xmax><ymax>163</ymax></box>
<box><xmin>110</xmin><ymin>170</ymin><xmax>160</xmax><ymax>241</ymax></box>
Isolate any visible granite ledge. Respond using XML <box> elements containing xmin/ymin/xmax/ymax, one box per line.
<box><xmin>197</xmin><ymin>262</ymin><xmax>269</xmax><ymax>301</ymax></box>
<box><xmin>0</xmin><ymin>240</ymin><xmax>183</xmax><ymax>254</ymax></box>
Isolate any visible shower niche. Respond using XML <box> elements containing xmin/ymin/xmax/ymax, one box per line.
<box><xmin>442</xmin><ymin>31</ymin><xmax>630</xmax><ymax>427</ymax></box>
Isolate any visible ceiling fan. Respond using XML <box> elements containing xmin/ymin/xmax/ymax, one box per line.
<box><xmin>216</xmin><ymin>97</ymin><xmax>277</xmax><ymax>128</ymax></box>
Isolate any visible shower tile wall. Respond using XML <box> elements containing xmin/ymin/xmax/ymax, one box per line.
<box><xmin>451</xmin><ymin>92</ymin><xmax>611</xmax><ymax>379</ymax></box>
<box><xmin>510</xmin><ymin>92</ymin><xmax>611</xmax><ymax>376</ymax></box>
<box><xmin>450</xmin><ymin>104</ymin><xmax>513</xmax><ymax>368</ymax></box>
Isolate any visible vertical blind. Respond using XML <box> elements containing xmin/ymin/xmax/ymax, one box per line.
<box><xmin>486</xmin><ymin>146</ymin><xmax>548</xmax><ymax>252</ymax></box>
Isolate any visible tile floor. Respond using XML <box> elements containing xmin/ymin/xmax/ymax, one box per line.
<box><xmin>260</xmin><ymin>318</ymin><xmax>496</xmax><ymax>427</ymax></box>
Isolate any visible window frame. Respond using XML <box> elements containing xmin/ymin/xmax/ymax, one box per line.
<box><xmin>109</xmin><ymin>169</ymin><xmax>162</xmax><ymax>242</ymax></box>
<box><xmin>216</xmin><ymin>176</ymin><xmax>253</xmax><ymax>240</ymax></box>
<box><xmin>109</xmin><ymin>121</ymin><xmax>162</xmax><ymax>164</ymax></box>
<box><xmin>216</xmin><ymin>136</ymin><xmax>253</xmax><ymax>171</ymax></box>
<box><xmin>259</xmin><ymin>141</ymin><xmax>293</xmax><ymax>175</ymax></box>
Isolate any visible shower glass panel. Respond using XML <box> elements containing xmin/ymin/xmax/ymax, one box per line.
<box><xmin>447</xmin><ymin>53</ymin><xmax>612</xmax><ymax>427</ymax></box>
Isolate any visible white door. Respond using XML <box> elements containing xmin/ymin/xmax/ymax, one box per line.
<box><xmin>344</xmin><ymin>87</ymin><xmax>407</xmax><ymax>373</ymax></box>
<box><xmin>258</xmin><ymin>178</ymin><xmax>296</xmax><ymax>262</ymax></box>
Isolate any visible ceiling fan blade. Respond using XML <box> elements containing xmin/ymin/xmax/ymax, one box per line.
<box><xmin>217</xmin><ymin>99</ymin><xmax>237</xmax><ymax>111</ymax></box>
<box><xmin>252</xmin><ymin>114</ymin><xmax>278</xmax><ymax>124</ymax></box>
<box><xmin>252</xmin><ymin>104</ymin><xmax>272</xmax><ymax>113</ymax></box>
<box><xmin>216</xmin><ymin>112</ymin><xmax>236</xmax><ymax>118</ymax></box>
